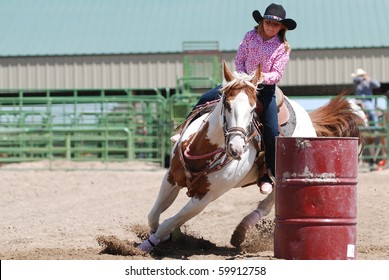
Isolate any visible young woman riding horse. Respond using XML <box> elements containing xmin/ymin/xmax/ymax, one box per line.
<box><xmin>190</xmin><ymin>4</ymin><xmax>297</xmax><ymax>195</ymax></box>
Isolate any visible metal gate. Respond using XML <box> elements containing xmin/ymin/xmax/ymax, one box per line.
<box><xmin>356</xmin><ymin>94</ymin><xmax>388</xmax><ymax>170</ymax></box>
<box><xmin>0</xmin><ymin>89</ymin><xmax>167</xmax><ymax>167</ymax></box>
<box><xmin>0</xmin><ymin>90</ymin><xmax>387</xmax><ymax>170</ymax></box>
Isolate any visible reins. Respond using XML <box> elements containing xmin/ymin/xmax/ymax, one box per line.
<box><xmin>184</xmin><ymin>146</ymin><xmax>224</xmax><ymax>160</ymax></box>
<box><xmin>176</xmin><ymin>89</ymin><xmax>262</xmax><ymax>190</ymax></box>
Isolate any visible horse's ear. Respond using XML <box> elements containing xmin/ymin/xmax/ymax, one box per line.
<box><xmin>223</xmin><ymin>61</ymin><xmax>234</xmax><ymax>82</ymax></box>
<box><xmin>252</xmin><ymin>64</ymin><xmax>262</xmax><ymax>86</ymax></box>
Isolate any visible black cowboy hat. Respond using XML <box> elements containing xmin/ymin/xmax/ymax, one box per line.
<box><xmin>252</xmin><ymin>3</ymin><xmax>297</xmax><ymax>31</ymax></box>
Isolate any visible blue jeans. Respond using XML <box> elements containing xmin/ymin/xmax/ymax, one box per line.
<box><xmin>194</xmin><ymin>84</ymin><xmax>279</xmax><ymax>177</ymax></box>
<box><xmin>361</xmin><ymin>99</ymin><xmax>378</xmax><ymax>126</ymax></box>
<box><xmin>193</xmin><ymin>85</ymin><xmax>222</xmax><ymax>108</ymax></box>
<box><xmin>257</xmin><ymin>85</ymin><xmax>279</xmax><ymax>178</ymax></box>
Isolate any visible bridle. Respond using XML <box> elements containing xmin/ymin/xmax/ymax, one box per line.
<box><xmin>220</xmin><ymin>90</ymin><xmax>260</xmax><ymax>156</ymax></box>
<box><xmin>176</xmin><ymin>82</ymin><xmax>262</xmax><ymax>189</ymax></box>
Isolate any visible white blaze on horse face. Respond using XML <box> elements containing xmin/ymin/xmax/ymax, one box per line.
<box><xmin>225</xmin><ymin>90</ymin><xmax>254</xmax><ymax>159</ymax></box>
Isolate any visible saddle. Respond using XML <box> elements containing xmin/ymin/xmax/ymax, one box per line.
<box><xmin>173</xmin><ymin>87</ymin><xmax>291</xmax><ymax>143</ymax></box>
<box><xmin>255</xmin><ymin>86</ymin><xmax>290</xmax><ymax>126</ymax></box>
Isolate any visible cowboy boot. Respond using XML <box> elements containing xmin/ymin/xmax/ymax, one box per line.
<box><xmin>258</xmin><ymin>169</ymin><xmax>275</xmax><ymax>194</ymax></box>
<box><xmin>255</xmin><ymin>151</ymin><xmax>273</xmax><ymax>193</ymax></box>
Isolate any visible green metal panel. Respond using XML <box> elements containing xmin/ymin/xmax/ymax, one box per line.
<box><xmin>180</xmin><ymin>41</ymin><xmax>222</xmax><ymax>93</ymax></box>
<box><xmin>0</xmin><ymin>90</ymin><xmax>386</xmax><ymax>171</ymax></box>
<box><xmin>356</xmin><ymin>94</ymin><xmax>389</xmax><ymax>170</ymax></box>
<box><xmin>169</xmin><ymin>93</ymin><xmax>202</xmax><ymax>127</ymax></box>
<box><xmin>0</xmin><ymin>90</ymin><xmax>167</xmax><ymax>166</ymax></box>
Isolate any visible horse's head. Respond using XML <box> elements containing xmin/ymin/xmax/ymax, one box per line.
<box><xmin>220</xmin><ymin>62</ymin><xmax>262</xmax><ymax>159</ymax></box>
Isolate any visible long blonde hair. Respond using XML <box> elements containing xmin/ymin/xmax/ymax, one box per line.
<box><xmin>256</xmin><ymin>22</ymin><xmax>290</xmax><ymax>51</ymax></box>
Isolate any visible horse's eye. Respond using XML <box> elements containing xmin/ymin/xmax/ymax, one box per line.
<box><xmin>224</xmin><ymin>100</ymin><xmax>232</xmax><ymax>111</ymax></box>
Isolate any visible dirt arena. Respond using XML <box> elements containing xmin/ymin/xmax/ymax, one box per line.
<box><xmin>0</xmin><ymin>160</ymin><xmax>388</xmax><ymax>260</ymax></box>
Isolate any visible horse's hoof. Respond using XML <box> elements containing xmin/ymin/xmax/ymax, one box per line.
<box><xmin>138</xmin><ymin>234</ymin><xmax>160</xmax><ymax>252</ymax></box>
<box><xmin>230</xmin><ymin>224</ymin><xmax>248</xmax><ymax>248</ymax></box>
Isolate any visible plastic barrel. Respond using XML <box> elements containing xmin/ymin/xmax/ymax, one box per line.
<box><xmin>274</xmin><ymin>137</ymin><xmax>358</xmax><ymax>260</ymax></box>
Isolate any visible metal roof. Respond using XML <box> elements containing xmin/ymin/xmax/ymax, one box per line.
<box><xmin>0</xmin><ymin>0</ymin><xmax>388</xmax><ymax>56</ymax></box>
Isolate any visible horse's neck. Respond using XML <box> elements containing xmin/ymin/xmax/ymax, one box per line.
<box><xmin>193</xmin><ymin>101</ymin><xmax>225</xmax><ymax>146</ymax></box>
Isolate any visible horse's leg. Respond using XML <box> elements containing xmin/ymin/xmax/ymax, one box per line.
<box><xmin>230</xmin><ymin>190</ymin><xmax>275</xmax><ymax>248</ymax></box>
<box><xmin>139</xmin><ymin>195</ymin><xmax>213</xmax><ymax>252</ymax></box>
<box><xmin>147</xmin><ymin>172</ymin><xmax>181</xmax><ymax>235</ymax></box>
<box><xmin>139</xmin><ymin>186</ymin><xmax>230</xmax><ymax>252</ymax></box>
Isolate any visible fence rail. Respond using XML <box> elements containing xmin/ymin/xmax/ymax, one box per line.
<box><xmin>0</xmin><ymin>89</ymin><xmax>387</xmax><ymax>170</ymax></box>
<box><xmin>0</xmin><ymin>90</ymin><xmax>167</xmax><ymax>168</ymax></box>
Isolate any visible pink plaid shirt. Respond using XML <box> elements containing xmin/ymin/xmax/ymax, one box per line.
<box><xmin>235</xmin><ymin>29</ymin><xmax>290</xmax><ymax>85</ymax></box>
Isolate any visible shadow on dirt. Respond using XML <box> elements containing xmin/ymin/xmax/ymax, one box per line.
<box><xmin>97</xmin><ymin>219</ymin><xmax>275</xmax><ymax>260</ymax></box>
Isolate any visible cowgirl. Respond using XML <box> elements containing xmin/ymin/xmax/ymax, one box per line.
<box><xmin>189</xmin><ymin>3</ymin><xmax>296</xmax><ymax>194</ymax></box>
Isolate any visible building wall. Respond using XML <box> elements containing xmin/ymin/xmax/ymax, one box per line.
<box><xmin>0</xmin><ymin>53</ymin><xmax>183</xmax><ymax>90</ymax></box>
<box><xmin>1</xmin><ymin>48</ymin><xmax>388</xmax><ymax>90</ymax></box>
<box><xmin>224</xmin><ymin>48</ymin><xmax>389</xmax><ymax>86</ymax></box>
<box><xmin>286</xmin><ymin>48</ymin><xmax>389</xmax><ymax>86</ymax></box>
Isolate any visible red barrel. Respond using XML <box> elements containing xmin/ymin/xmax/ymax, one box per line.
<box><xmin>274</xmin><ymin>137</ymin><xmax>358</xmax><ymax>260</ymax></box>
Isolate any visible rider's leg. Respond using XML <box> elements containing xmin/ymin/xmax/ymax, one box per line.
<box><xmin>256</xmin><ymin>85</ymin><xmax>279</xmax><ymax>194</ymax></box>
<box><xmin>190</xmin><ymin>85</ymin><xmax>223</xmax><ymax>117</ymax></box>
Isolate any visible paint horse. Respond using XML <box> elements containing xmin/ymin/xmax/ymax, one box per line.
<box><xmin>138</xmin><ymin>62</ymin><xmax>364</xmax><ymax>252</ymax></box>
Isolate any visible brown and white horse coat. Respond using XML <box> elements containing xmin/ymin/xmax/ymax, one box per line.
<box><xmin>139</xmin><ymin>63</ymin><xmax>265</xmax><ymax>252</ymax></box>
<box><xmin>138</xmin><ymin>62</ymin><xmax>365</xmax><ymax>252</ymax></box>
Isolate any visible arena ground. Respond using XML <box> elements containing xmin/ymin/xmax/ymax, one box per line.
<box><xmin>0</xmin><ymin>160</ymin><xmax>388</xmax><ymax>260</ymax></box>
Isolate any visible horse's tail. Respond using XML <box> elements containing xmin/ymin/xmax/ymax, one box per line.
<box><xmin>308</xmin><ymin>92</ymin><xmax>365</xmax><ymax>148</ymax></box>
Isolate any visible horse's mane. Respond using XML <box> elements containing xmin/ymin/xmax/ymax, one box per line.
<box><xmin>221</xmin><ymin>71</ymin><xmax>258</xmax><ymax>94</ymax></box>
<box><xmin>309</xmin><ymin>91</ymin><xmax>365</xmax><ymax>145</ymax></box>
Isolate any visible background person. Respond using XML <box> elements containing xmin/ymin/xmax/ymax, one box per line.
<box><xmin>351</xmin><ymin>68</ymin><xmax>381</xmax><ymax>127</ymax></box>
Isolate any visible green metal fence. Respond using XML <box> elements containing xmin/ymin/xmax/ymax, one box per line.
<box><xmin>354</xmin><ymin>94</ymin><xmax>388</xmax><ymax>170</ymax></box>
<box><xmin>0</xmin><ymin>89</ymin><xmax>387</xmax><ymax>170</ymax></box>
<box><xmin>180</xmin><ymin>41</ymin><xmax>222</xmax><ymax>94</ymax></box>
<box><xmin>0</xmin><ymin>89</ymin><xmax>167</xmax><ymax>167</ymax></box>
